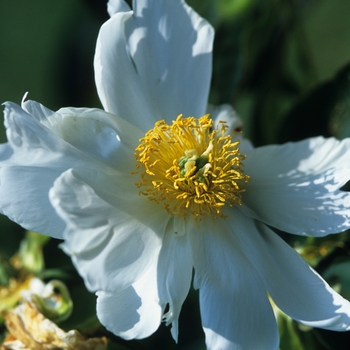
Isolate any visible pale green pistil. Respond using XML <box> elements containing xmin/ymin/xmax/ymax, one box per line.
<box><xmin>178</xmin><ymin>143</ymin><xmax>213</xmax><ymax>181</ymax></box>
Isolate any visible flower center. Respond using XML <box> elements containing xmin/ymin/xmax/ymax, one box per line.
<box><xmin>134</xmin><ymin>115</ymin><xmax>249</xmax><ymax>219</ymax></box>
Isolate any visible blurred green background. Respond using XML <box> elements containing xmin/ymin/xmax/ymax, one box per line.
<box><xmin>1</xmin><ymin>0</ymin><xmax>350</xmax><ymax>349</ymax></box>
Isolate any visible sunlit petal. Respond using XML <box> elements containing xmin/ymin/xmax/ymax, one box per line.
<box><xmin>242</xmin><ymin>137</ymin><xmax>350</xmax><ymax>236</ymax></box>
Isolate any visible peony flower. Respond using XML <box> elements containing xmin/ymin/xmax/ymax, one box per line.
<box><xmin>1</xmin><ymin>0</ymin><xmax>350</xmax><ymax>349</ymax></box>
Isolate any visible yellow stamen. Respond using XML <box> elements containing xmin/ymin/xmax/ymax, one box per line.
<box><xmin>134</xmin><ymin>114</ymin><xmax>249</xmax><ymax>219</ymax></box>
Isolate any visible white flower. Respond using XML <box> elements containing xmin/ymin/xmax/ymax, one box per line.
<box><xmin>1</xmin><ymin>0</ymin><xmax>350</xmax><ymax>349</ymax></box>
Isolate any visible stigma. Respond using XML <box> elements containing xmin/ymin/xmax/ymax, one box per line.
<box><xmin>134</xmin><ymin>114</ymin><xmax>249</xmax><ymax>219</ymax></box>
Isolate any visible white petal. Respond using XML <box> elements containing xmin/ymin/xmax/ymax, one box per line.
<box><xmin>240</xmin><ymin>219</ymin><xmax>350</xmax><ymax>330</ymax></box>
<box><xmin>97</xmin><ymin>222</ymin><xmax>192</xmax><ymax>341</ymax></box>
<box><xmin>24</xmin><ymin>100</ymin><xmax>142</xmax><ymax>169</ymax></box>
<box><xmin>0</xmin><ymin>102</ymin><xmax>85</xmax><ymax>238</ymax></box>
<box><xmin>0</xmin><ymin>166</ymin><xmax>65</xmax><ymax>238</ymax></box>
<box><xmin>94</xmin><ymin>0</ymin><xmax>214</xmax><ymax>131</ymax></box>
<box><xmin>0</xmin><ymin>143</ymin><xmax>13</xmax><ymax>162</ymax></box>
<box><xmin>209</xmin><ymin>103</ymin><xmax>242</xmax><ymax>133</ymax></box>
<box><xmin>207</xmin><ymin>103</ymin><xmax>253</xmax><ymax>154</ymax></box>
<box><xmin>190</xmin><ymin>215</ymin><xmax>279</xmax><ymax>350</ymax></box>
<box><xmin>107</xmin><ymin>0</ymin><xmax>131</xmax><ymax>17</ymax></box>
<box><xmin>50</xmin><ymin>168</ymin><xmax>168</xmax><ymax>292</ymax></box>
<box><xmin>0</xmin><ymin>102</ymin><xmax>138</xmax><ymax>238</ymax></box>
<box><xmin>157</xmin><ymin>219</ymin><xmax>193</xmax><ymax>341</ymax></box>
<box><xmin>96</xmin><ymin>261</ymin><xmax>163</xmax><ymax>340</ymax></box>
<box><xmin>3</xmin><ymin>102</ymin><xmax>74</xmax><ymax>157</ymax></box>
<box><xmin>242</xmin><ymin>137</ymin><xmax>350</xmax><ymax>236</ymax></box>
<box><xmin>22</xmin><ymin>99</ymin><xmax>57</xmax><ymax>125</ymax></box>
<box><xmin>56</xmin><ymin>106</ymin><xmax>142</xmax><ymax>149</ymax></box>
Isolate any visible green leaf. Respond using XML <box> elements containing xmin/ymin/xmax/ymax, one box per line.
<box><xmin>278</xmin><ymin>63</ymin><xmax>350</xmax><ymax>143</ymax></box>
<box><xmin>323</xmin><ymin>260</ymin><xmax>350</xmax><ymax>301</ymax></box>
